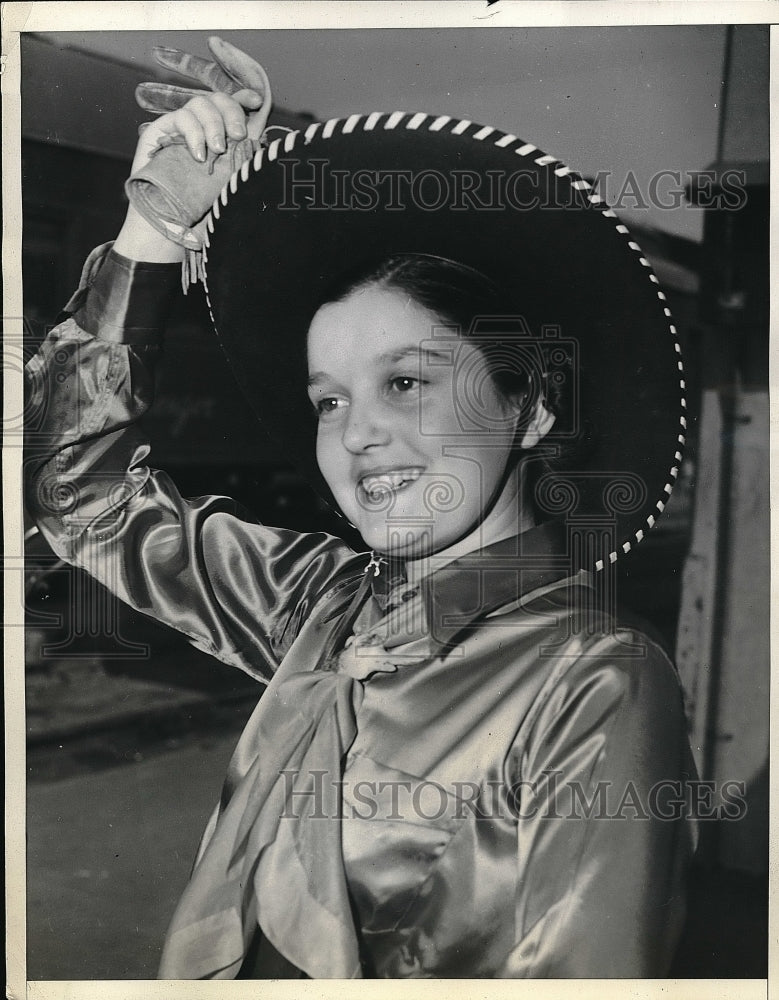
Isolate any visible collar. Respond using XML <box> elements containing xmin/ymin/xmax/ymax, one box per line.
<box><xmin>371</xmin><ymin>519</ymin><xmax>584</xmax><ymax>655</ymax></box>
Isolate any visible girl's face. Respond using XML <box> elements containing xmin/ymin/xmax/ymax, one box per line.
<box><xmin>307</xmin><ymin>284</ymin><xmax>523</xmax><ymax>558</ymax></box>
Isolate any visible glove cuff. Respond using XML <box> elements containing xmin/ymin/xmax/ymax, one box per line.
<box><xmin>125</xmin><ymin>134</ymin><xmax>263</xmax><ymax>252</ymax></box>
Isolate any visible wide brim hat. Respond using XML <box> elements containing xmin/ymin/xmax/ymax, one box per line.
<box><xmin>202</xmin><ymin>111</ymin><xmax>686</xmax><ymax>571</ymax></box>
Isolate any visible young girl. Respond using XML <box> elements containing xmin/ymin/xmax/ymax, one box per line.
<box><xmin>25</xmin><ymin>39</ymin><xmax>696</xmax><ymax>979</ymax></box>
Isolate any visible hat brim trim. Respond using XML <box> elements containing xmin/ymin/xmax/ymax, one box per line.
<box><xmin>201</xmin><ymin>110</ymin><xmax>686</xmax><ymax>571</ymax></box>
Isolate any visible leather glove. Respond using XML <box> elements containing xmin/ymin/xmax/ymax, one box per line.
<box><xmin>126</xmin><ymin>36</ymin><xmax>273</xmax><ymax>261</ymax></box>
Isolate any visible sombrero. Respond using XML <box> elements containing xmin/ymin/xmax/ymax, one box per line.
<box><xmin>199</xmin><ymin>112</ymin><xmax>686</xmax><ymax>571</ymax></box>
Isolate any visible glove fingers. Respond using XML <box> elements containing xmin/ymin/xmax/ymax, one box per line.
<box><xmin>207</xmin><ymin>35</ymin><xmax>271</xmax><ymax>100</ymax></box>
<box><xmin>152</xmin><ymin>45</ymin><xmax>239</xmax><ymax>94</ymax></box>
<box><xmin>136</xmin><ymin>82</ymin><xmax>211</xmax><ymax>114</ymax></box>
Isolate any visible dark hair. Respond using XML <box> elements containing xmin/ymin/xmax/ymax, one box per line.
<box><xmin>318</xmin><ymin>253</ymin><xmax>593</xmax><ymax>479</ymax></box>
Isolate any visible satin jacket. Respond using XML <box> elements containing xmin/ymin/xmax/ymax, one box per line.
<box><xmin>24</xmin><ymin>246</ymin><xmax>698</xmax><ymax>979</ymax></box>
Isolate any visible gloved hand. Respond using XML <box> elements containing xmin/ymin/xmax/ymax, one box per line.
<box><xmin>126</xmin><ymin>36</ymin><xmax>273</xmax><ymax>260</ymax></box>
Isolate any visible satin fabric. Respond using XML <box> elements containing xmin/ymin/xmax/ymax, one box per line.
<box><xmin>24</xmin><ymin>253</ymin><xmax>698</xmax><ymax>977</ymax></box>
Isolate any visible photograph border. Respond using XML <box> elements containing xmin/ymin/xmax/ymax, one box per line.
<box><xmin>3</xmin><ymin>2</ymin><xmax>775</xmax><ymax>998</ymax></box>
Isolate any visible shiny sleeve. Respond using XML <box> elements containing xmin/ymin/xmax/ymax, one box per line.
<box><xmin>24</xmin><ymin>247</ymin><xmax>357</xmax><ymax>683</ymax></box>
<box><xmin>501</xmin><ymin>631</ymin><xmax>698</xmax><ymax>977</ymax></box>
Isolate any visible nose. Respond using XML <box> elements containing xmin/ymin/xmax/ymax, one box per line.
<box><xmin>341</xmin><ymin>399</ymin><xmax>391</xmax><ymax>454</ymax></box>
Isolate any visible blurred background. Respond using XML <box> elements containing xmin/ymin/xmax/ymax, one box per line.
<box><xmin>20</xmin><ymin>25</ymin><xmax>768</xmax><ymax>979</ymax></box>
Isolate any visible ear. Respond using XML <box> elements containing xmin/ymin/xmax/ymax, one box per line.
<box><xmin>518</xmin><ymin>398</ymin><xmax>556</xmax><ymax>449</ymax></box>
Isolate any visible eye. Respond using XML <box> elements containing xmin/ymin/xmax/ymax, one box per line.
<box><xmin>389</xmin><ymin>376</ymin><xmax>421</xmax><ymax>393</ymax></box>
<box><xmin>314</xmin><ymin>396</ymin><xmax>347</xmax><ymax>417</ymax></box>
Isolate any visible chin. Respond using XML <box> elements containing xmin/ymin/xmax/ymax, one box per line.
<box><xmin>355</xmin><ymin>526</ymin><xmax>419</xmax><ymax>558</ymax></box>
<box><xmin>356</xmin><ymin>520</ymin><xmax>458</xmax><ymax>560</ymax></box>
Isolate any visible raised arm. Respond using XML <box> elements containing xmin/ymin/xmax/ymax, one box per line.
<box><xmin>25</xmin><ymin>63</ymin><xmax>357</xmax><ymax>682</ymax></box>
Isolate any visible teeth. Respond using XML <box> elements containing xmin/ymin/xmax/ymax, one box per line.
<box><xmin>361</xmin><ymin>469</ymin><xmax>421</xmax><ymax>495</ymax></box>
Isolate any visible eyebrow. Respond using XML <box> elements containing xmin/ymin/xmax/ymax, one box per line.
<box><xmin>379</xmin><ymin>346</ymin><xmax>451</xmax><ymax>364</ymax></box>
<box><xmin>307</xmin><ymin>345</ymin><xmax>451</xmax><ymax>386</ymax></box>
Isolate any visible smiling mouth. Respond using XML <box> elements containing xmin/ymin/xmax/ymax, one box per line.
<box><xmin>359</xmin><ymin>468</ymin><xmax>423</xmax><ymax>499</ymax></box>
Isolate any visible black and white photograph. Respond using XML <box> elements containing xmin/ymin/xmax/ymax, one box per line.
<box><xmin>3</xmin><ymin>2</ymin><xmax>772</xmax><ymax>994</ymax></box>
